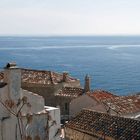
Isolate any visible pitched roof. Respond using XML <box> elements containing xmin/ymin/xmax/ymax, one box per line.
<box><xmin>89</xmin><ymin>90</ymin><xmax>117</xmax><ymax>101</ymax></box>
<box><xmin>21</xmin><ymin>69</ymin><xmax>78</xmax><ymax>84</ymax></box>
<box><xmin>0</xmin><ymin>69</ymin><xmax>79</xmax><ymax>85</ymax></box>
<box><xmin>55</xmin><ymin>87</ymin><xmax>83</xmax><ymax>98</ymax></box>
<box><xmin>103</xmin><ymin>95</ymin><xmax>140</xmax><ymax>115</ymax></box>
<box><xmin>66</xmin><ymin>109</ymin><xmax>140</xmax><ymax>139</ymax></box>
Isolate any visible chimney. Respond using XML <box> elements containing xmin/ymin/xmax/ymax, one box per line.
<box><xmin>3</xmin><ymin>62</ymin><xmax>21</xmax><ymax>104</ymax></box>
<box><xmin>49</xmin><ymin>71</ymin><xmax>54</xmax><ymax>84</ymax></box>
<box><xmin>63</xmin><ymin>72</ymin><xmax>69</xmax><ymax>82</ymax></box>
<box><xmin>84</xmin><ymin>74</ymin><xmax>90</xmax><ymax>93</ymax></box>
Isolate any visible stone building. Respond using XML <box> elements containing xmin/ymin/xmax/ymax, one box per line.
<box><xmin>69</xmin><ymin>90</ymin><xmax>117</xmax><ymax>118</ymax></box>
<box><xmin>0</xmin><ymin>68</ymin><xmax>81</xmax><ymax>104</ymax></box>
<box><xmin>65</xmin><ymin>109</ymin><xmax>140</xmax><ymax>140</ymax></box>
<box><xmin>21</xmin><ymin>69</ymin><xmax>82</xmax><ymax>122</ymax></box>
<box><xmin>53</xmin><ymin>74</ymin><xmax>93</xmax><ymax>121</ymax></box>
<box><xmin>70</xmin><ymin>89</ymin><xmax>140</xmax><ymax>120</ymax></box>
<box><xmin>52</xmin><ymin>74</ymin><xmax>92</xmax><ymax>121</ymax></box>
<box><xmin>0</xmin><ymin>67</ymin><xmax>82</xmax><ymax>121</ymax></box>
<box><xmin>0</xmin><ymin>63</ymin><xmax>61</xmax><ymax>140</ymax></box>
<box><xmin>55</xmin><ymin>87</ymin><xmax>84</xmax><ymax>121</ymax></box>
<box><xmin>21</xmin><ymin>69</ymin><xmax>81</xmax><ymax>105</ymax></box>
<box><xmin>99</xmin><ymin>94</ymin><xmax>140</xmax><ymax>119</ymax></box>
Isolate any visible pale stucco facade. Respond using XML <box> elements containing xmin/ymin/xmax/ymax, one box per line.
<box><xmin>69</xmin><ymin>94</ymin><xmax>99</xmax><ymax>118</ymax></box>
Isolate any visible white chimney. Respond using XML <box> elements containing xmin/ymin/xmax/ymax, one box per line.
<box><xmin>3</xmin><ymin>62</ymin><xmax>21</xmax><ymax>104</ymax></box>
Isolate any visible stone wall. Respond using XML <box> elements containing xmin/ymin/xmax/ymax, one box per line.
<box><xmin>65</xmin><ymin>127</ymin><xmax>99</xmax><ymax>140</ymax></box>
<box><xmin>22</xmin><ymin>81</ymin><xmax>81</xmax><ymax>107</ymax></box>
<box><xmin>53</xmin><ymin>96</ymin><xmax>75</xmax><ymax>120</ymax></box>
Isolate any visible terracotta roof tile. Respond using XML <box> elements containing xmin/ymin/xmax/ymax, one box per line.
<box><xmin>21</xmin><ymin>69</ymin><xmax>78</xmax><ymax>84</ymax></box>
<box><xmin>0</xmin><ymin>69</ymin><xmax>78</xmax><ymax>84</ymax></box>
<box><xmin>66</xmin><ymin>109</ymin><xmax>140</xmax><ymax>139</ymax></box>
<box><xmin>89</xmin><ymin>90</ymin><xmax>117</xmax><ymax>101</ymax></box>
<box><xmin>55</xmin><ymin>87</ymin><xmax>83</xmax><ymax>97</ymax></box>
<box><xmin>103</xmin><ymin>95</ymin><xmax>140</xmax><ymax>115</ymax></box>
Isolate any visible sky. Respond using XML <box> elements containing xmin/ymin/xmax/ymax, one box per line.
<box><xmin>0</xmin><ymin>0</ymin><xmax>140</xmax><ymax>36</ymax></box>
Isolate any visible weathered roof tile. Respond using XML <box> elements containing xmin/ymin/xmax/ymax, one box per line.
<box><xmin>103</xmin><ymin>95</ymin><xmax>140</xmax><ymax>115</ymax></box>
<box><xmin>89</xmin><ymin>90</ymin><xmax>117</xmax><ymax>101</ymax></box>
<box><xmin>66</xmin><ymin>109</ymin><xmax>140</xmax><ymax>139</ymax></box>
<box><xmin>0</xmin><ymin>68</ymin><xmax>78</xmax><ymax>85</ymax></box>
<box><xmin>55</xmin><ymin>87</ymin><xmax>83</xmax><ymax>98</ymax></box>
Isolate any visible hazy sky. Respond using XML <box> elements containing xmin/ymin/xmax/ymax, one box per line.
<box><xmin>0</xmin><ymin>0</ymin><xmax>140</xmax><ymax>36</ymax></box>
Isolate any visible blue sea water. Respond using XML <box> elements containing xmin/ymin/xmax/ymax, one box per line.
<box><xmin>0</xmin><ymin>36</ymin><xmax>140</xmax><ymax>95</ymax></box>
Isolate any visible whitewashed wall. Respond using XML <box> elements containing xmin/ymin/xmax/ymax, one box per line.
<box><xmin>0</xmin><ymin>86</ymin><xmax>10</xmax><ymax>119</ymax></box>
<box><xmin>21</xmin><ymin>89</ymin><xmax>45</xmax><ymax>114</ymax></box>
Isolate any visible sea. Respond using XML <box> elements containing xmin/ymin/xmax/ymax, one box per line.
<box><xmin>0</xmin><ymin>36</ymin><xmax>140</xmax><ymax>96</ymax></box>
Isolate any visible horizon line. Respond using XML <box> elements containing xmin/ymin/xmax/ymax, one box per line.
<box><xmin>1</xmin><ymin>34</ymin><xmax>140</xmax><ymax>37</ymax></box>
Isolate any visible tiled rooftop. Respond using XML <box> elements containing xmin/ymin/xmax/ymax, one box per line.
<box><xmin>66</xmin><ymin>109</ymin><xmax>140</xmax><ymax>139</ymax></box>
<box><xmin>21</xmin><ymin>69</ymin><xmax>77</xmax><ymax>84</ymax></box>
<box><xmin>90</xmin><ymin>90</ymin><xmax>117</xmax><ymax>101</ymax></box>
<box><xmin>55</xmin><ymin>87</ymin><xmax>83</xmax><ymax>97</ymax></box>
<box><xmin>0</xmin><ymin>69</ymin><xmax>78</xmax><ymax>84</ymax></box>
<box><xmin>103</xmin><ymin>95</ymin><xmax>140</xmax><ymax>115</ymax></box>
<box><xmin>87</xmin><ymin>91</ymin><xmax>140</xmax><ymax>116</ymax></box>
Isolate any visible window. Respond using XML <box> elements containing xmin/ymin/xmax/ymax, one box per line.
<box><xmin>65</xmin><ymin>103</ymin><xmax>68</xmax><ymax>111</ymax></box>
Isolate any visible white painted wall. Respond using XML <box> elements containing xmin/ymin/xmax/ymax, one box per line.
<box><xmin>4</xmin><ymin>69</ymin><xmax>21</xmax><ymax>104</ymax></box>
<box><xmin>2</xmin><ymin>116</ymin><xmax>18</xmax><ymax>140</ymax></box>
<box><xmin>0</xmin><ymin>67</ymin><xmax>61</xmax><ymax>140</ymax></box>
<box><xmin>21</xmin><ymin>89</ymin><xmax>45</xmax><ymax>114</ymax></box>
<box><xmin>45</xmin><ymin>106</ymin><xmax>61</xmax><ymax>140</ymax></box>
<box><xmin>0</xmin><ymin>86</ymin><xmax>10</xmax><ymax>119</ymax></box>
<box><xmin>0</xmin><ymin>107</ymin><xmax>61</xmax><ymax>140</ymax></box>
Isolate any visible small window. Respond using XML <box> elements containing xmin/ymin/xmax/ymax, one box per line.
<box><xmin>65</xmin><ymin>103</ymin><xmax>68</xmax><ymax>111</ymax></box>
